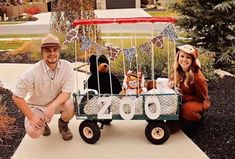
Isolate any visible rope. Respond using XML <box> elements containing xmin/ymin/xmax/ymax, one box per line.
<box><xmin>167</xmin><ymin>38</ymin><xmax>170</xmax><ymax>78</ymax></box>
<box><xmin>75</xmin><ymin>40</ymin><xmax>79</xmax><ymax>92</ymax></box>
<box><xmin>93</xmin><ymin>23</ymin><xmax>101</xmax><ymax>96</ymax></box>
<box><xmin>151</xmin><ymin>23</ymin><xmax>155</xmax><ymax>82</ymax></box>
<box><xmin>133</xmin><ymin>24</ymin><xmax>140</xmax><ymax>96</ymax></box>
<box><xmin>106</xmin><ymin>24</ymin><xmax>113</xmax><ymax>95</ymax></box>
<box><xmin>173</xmin><ymin>40</ymin><xmax>177</xmax><ymax>93</ymax></box>
<box><xmin>120</xmin><ymin>24</ymin><xmax>126</xmax><ymax>82</ymax></box>
<box><xmin>81</xmin><ymin>9</ymin><xmax>89</xmax><ymax>101</ymax></box>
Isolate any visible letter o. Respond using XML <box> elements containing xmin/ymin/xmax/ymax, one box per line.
<box><xmin>144</xmin><ymin>96</ymin><xmax>161</xmax><ymax>119</ymax></box>
<box><xmin>119</xmin><ymin>97</ymin><xmax>135</xmax><ymax>120</ymax></box>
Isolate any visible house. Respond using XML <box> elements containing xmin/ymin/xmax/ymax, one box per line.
<box><xmin>0</xmin><ymin>0</ymin><xmax>48</xmax><ymax>20</ymax></box>
<box><xmin>1</xmin><ymin>0</ymin><xmax>150</xmax><ymax>21</ymax></box>
<box><xmin>96</xmin><ymin>0</ymin><xmax>141</xmax><ymax>9</ymax></box>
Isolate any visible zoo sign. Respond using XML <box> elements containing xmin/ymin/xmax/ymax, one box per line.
<box><xmin>97</xmin><ymin>96</ymin><xmax>161</xmax><ymax>120</ymax></box>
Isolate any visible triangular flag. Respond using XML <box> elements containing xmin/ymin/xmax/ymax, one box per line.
<box><xmin>138</xmin><ymin>42</ymin><xmax>151</xmax><ymax>57</ymax></box>
<box><xmin>81</xmin><ymin>36</ymin><xmax>92</xmax><ymax>51</ymax></box>
<box><xmin>63</xmin><ymin>28</ymin><xmax>79</xmax><ymax>44</ymax></box>
<box><xmin>162</xmin><ymin>25</ymin><xmax>178</xmax><ymax>41</ymax></box>
<box><xmin>106</xmin><ymin>45</ymin><xmax>121</xmax><ymax>61</ymax></box>
<box><xmin>123</xmin><ymin>47</ymin><xmax>136</xmax><ymax>63</ymax></box>
<box><xmin>151</xmin><ymin>35</ymin><xmax>164</xmax><ymax>48</ymax></box>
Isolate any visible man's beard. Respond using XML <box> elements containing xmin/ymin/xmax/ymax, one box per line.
<box><xmin>46</xmin><ymin>59</ymin><xmax>58</xmax><ymax>65</ymax></box>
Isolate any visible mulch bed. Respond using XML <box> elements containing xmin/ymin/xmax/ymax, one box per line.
<box><xmin>0</xmin><ymin>87</ymin><xmax>25</xmax><ymax>159</ymax></box>
<box><xmin>183</xmin><ymin>76</ymin><xmax>235</xmax><ymax>159</ymax></box>
<box><xmin>0</xmin><ymin>76</ymin><xmax>234</xmax><ymax>159</ymax></box>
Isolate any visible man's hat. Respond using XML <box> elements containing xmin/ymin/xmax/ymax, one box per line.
<box><xmin>41</xmin><ymin>34</ymin><xmax>60</xmax><ymax>48</ymax></box>
<box><xmin>176</xmin><ymin>44</ymin><xmax>201</xmax><ymax>67</ymax></box>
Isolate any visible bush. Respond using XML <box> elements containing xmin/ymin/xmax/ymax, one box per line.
<box><xmin>199</xmin><ymin>51</ymin><xmax>217</xmax><ymax>81</ymax></box>
<box><xmin>60</xmin><ymin>48</ymin><xmax>75</xmax><ymax>63</ymax></box>
<box><xmin>0</xmin><ymin>41</ymin><xmax>40</xmax><ymax>63</ymax></box>
<box><xmin>2</xmin><ymin>52</ymin><xmax>35</xmax><ymax>63</ymax></box>
<box><xmin>25</xmin><ymin>6</ymin><xmax>40</xmax><ymax>15</ymax></box>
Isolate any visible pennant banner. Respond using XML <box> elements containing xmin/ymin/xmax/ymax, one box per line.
<box><xmin>151</xmin><ymin>35</ymin><xmax>164</xmax><ymax>48</ymax></box>
<box><xmin>123</xmin><ymin>47</ymin><xmax>136</xmax><ymax>63</ymax></box>
<box><xmin>81</xmin><ymin>36</ymin><xmax>92</xmax><ymax>51</ymax></box>
<box><xmin>138</xmin><ymin>42</ymin><xmax>151</xmax><ymax>57</ymax></box>
<box><xmin>161</xmin><ymin>24</ymin><xmax>178</xmax><ymax>41</ymax></box>
<box><xmin>106</xmin><ymin>45</ymin><xmax>121</xmax><ymax>61</ymax></box>
<box><xmin>64</xmin><ymin>24</ymin><xmax>178</xmax><ymax>61</ymax></box>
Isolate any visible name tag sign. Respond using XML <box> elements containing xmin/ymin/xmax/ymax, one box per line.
<box><xmin>96</xmin><ymin>96</ymin><xmax>161</xmax><ymax>120</ymax></box>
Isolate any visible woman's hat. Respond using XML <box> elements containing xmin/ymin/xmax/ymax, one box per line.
<box><xmin>176</xmin><ymin>44</ymin><xmax>201</xmax><ymax>67</ymax></box>
<box><xmin>41</xmin><ymin>34</ymin><xmax>60</xmax><ymax>48</ymax></box>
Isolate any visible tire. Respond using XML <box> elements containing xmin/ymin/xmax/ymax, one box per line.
<box><xmin>99</xmin><ymin>119</ymin><xmax>112</xmax><ymax>125</ymax></box>
<box><xmin>145</xmin><ymin>122</ymin><xmax>170</xmax><ymax>145</ymax></box>
<box><xmin>79</xmin><ymin>120</ymin><xmax>101</xmax><ymax>144</ymax></box>
<box><xmin>146</xmin><ymin>120</ymin><xmax>157</xmax><ymax>123</ymax></box>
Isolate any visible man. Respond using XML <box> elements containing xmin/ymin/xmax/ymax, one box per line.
<box><xmin>12</xmin><ymin>34</ymin><xmax>75</xmax><ymax>141</ymax></box>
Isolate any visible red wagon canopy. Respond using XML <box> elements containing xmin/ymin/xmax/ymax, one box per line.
<box><xmin>72</xmin><ymin>17</ymin><xmax>176</xmax><ymax>26</ymax></box>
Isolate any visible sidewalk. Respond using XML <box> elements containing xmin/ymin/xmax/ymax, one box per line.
<box><xmin>12</xmin><ymin>116</ymin><xmax>209</xmax><ymax>159</ymax></box>
<box><xmin>0</xmin><ymin>63</ymin><xmax>209</xmax><ymax>159</ymax></box>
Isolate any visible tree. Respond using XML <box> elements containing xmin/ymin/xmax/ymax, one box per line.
<box><xmin>50</xmin><ymin>0</ymin><xmax>101</xmax><ymax>61</ymax></box>
<box><xmin>172</xmin><ymin>0</ymin><xmax>235</xmax><ymax>70</ymax></box>
<box><xmin>50</xmin><ymin>0</ymin><xmax>95</xmax><ymax>33</ymax></box>
<box><xmin>50</xmin><ymin>0</ymin><xmax>100</xmax><ymax>42</ymax></box>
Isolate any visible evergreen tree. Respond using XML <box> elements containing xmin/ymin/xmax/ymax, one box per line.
<box><xmin>172</xmin><ymin>0</ymin><xmax>234</xmax><ymax>69</ymax></box>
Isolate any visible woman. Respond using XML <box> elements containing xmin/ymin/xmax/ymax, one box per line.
<box><xmin>168</xmin><ymin>44</ymin><xmax>211</xmax><ymax>133</ymax></box>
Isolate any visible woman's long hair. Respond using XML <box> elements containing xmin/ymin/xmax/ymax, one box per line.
<box><xmin>172</xmin><ymin>51</ymin><xmax>200</xmax><ymax>87</ymax></box>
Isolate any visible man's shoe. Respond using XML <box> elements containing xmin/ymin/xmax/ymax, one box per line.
<box><xmin>42</xmin><ymin>123</ymin><xmax>51</xmax><ymax>136</ymax></box>
<box><xmin>58</xmin><ymin>118</ymin><xmax>73</xmax><ymax>141</ymax></box>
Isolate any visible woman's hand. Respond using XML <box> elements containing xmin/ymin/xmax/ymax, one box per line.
<box><xmin>168</xmin><ymin>81</ymin><xmax>175</xmax><ymax>89</ymax></box>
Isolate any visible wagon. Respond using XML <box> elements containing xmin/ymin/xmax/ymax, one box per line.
<box><xmin>70</xmin><ymin>16</ymin><xmax>181</xmax><ymax>145</ymax></box>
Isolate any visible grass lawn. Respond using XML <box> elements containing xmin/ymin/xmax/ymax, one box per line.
<box><xmin>147</xmin><ymin>10</ymin><xmax>179</xmax><ymax>18</ymax></box>
<box><xmin>0</xmin><ymin>34</ymin><xmax>45</xmax><ymax>38</ymax></box>
<box><xmin>0</xmin><ymin>39</ymin><xmax>41</xmax><ymax>50</ymax></box>
<box><xmin>0</xmin><ymin>34</ymin><xmax>45</xmax><ymax>50</ymax></box>
<box><xmin>0</xmin><ymin>41</ymin><xmax>24</xmax><ymax>50</ymax></box>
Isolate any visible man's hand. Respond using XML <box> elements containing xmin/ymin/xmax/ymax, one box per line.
<box><xmin>44</xmin><ymin>104</ymin><xmax>56</xmax><ymax>123</ymax></box>
<box><xmin>29</xmin><ymin>115</ymin><xmax>44</xmax><ymax>131</ymax></box>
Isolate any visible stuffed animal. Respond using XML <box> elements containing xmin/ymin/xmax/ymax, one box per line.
<box><xmin>87</xmin><ymin>54</ymin><xmax>122</xmax><ymax>94</ymax></box>
<box><xmin>145</xmin><ymin>80</ymin><xmax>157</xmax><ymax>91</ymax></box>
<box><xmin>120</xmin><ymin>70</ymin><xmax>145</xmax><ymax>95</ymax></box>
<box><xmin>145</xmin><ymin>78</ymin><xmax>171</xmax><ymax>92</ymax></box>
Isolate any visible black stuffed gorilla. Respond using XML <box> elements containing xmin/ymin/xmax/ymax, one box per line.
<box><xmin>87</xmin><ymin>54</ymin><xmax>122</xmax><ymax>94</ymax></box>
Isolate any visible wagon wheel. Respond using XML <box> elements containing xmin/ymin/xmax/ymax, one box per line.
<box><xmin>98</xmin><ymin>119</ymin><xmax>112</xmax><ymax>125</ymax></box>
<box><xmin>79</xmin><ymin>120</ymin><xmax>101</xmax><ymax>144</ymax></box>
<box><xmin>146</xmin><ymin>120</ymin><xmax>157</xmax><ymax>123</ymax></box>
<box><xmin>145</xmin><ymin>122</ymin><xmax>170</xmax><ymax>145</ymax></box>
